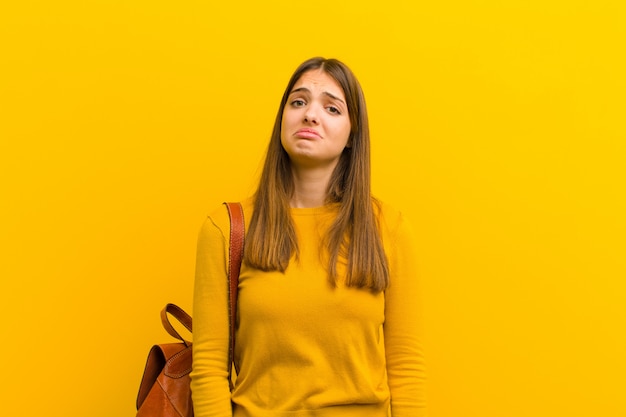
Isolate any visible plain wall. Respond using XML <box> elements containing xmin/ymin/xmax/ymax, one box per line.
<box><xmin>1</xmin><ymin>1</ymin><xmax>624</xmax><ymax>416</ymax></box>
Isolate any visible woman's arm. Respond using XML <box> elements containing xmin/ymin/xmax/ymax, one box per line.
<box><xmin>384</xmin><ymin>211</ymin><xmax>427</xmax><ymax>417</ymax></box>
<box><xmin>190</xmin><ymin>214</ymin><xmax>233</xmax><ymax>417</ymax></box>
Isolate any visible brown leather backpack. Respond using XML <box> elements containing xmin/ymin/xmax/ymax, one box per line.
<box><xmin>135</xmin><ymin>202</ymin><xmax>244</xmax><ymax>417</ymax></box>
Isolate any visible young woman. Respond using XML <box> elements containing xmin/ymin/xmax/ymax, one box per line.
<box><xmin>191</xmin><ymin>57</ymin><xmax>426</xmax><ymax>417</ymax></box>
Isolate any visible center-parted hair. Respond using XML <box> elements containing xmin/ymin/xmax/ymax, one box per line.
<box><xmin>244</xmin><ymin>57</ymin><xmax>389</xmax><ymax>292</ymax></box>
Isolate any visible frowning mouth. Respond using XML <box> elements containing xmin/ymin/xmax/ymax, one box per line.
<box><xmin>294</xmin><ymin>128</ymin><xmax>321</xmax><ymax>139</ymax></box>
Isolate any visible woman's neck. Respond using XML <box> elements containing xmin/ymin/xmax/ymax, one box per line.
<box><xmin>289</xmin><ymin>166</ymin><xmax>333</xmax><ymax>208</ymax></box>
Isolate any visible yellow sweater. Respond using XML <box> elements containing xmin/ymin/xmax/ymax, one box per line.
<box><xmin>190</xmin><ymin>199</ymin><xmax>426</xmax><ymax>417</ymax></box>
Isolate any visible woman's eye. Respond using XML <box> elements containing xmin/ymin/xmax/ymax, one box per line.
<box><xmin>291</xmin><ymin>99</ymin><xmax>306</xmax><ymax>107</ymax></box>
<box><xmin>327</xmin><ymin>106</ymin><xmax>341</xmax><ymax>115</ymax></box>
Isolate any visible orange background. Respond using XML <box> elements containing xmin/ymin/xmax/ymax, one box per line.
<box><xmin>1</xmin><ymin>1</ymin><xmax>625</xmax><ymax>416</ymax></box>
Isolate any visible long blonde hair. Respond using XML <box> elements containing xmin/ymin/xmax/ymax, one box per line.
<box><xmin>244</xmin><ymin>57</ymin><xmax>389</xmax><ymax>292</ymax></box>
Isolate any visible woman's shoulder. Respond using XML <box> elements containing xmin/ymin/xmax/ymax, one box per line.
<box><xmin>372</xmin><ymin>197</ymin><xmax>411</xmax><ymax>234</ymax></box>
<box><xmin>204</xmin><ymin>197</ymin><xmax>255</xmax><ymax>233</ymax></box>
<box><xmin>373</xmin><ymin>197</ymin><xmax>401</xmax><ymax>221</ymax></box>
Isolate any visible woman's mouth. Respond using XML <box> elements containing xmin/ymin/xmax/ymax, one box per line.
<box><xmin>294</xmin><ymin>128</ymin><xmax>321</xmax><ymax>139</ymax></box>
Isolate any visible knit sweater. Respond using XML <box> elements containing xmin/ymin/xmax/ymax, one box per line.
<box><xmin>190</xmin><ymin>198</ymin><xmax>426</xmax><ymax>417</ymax></box>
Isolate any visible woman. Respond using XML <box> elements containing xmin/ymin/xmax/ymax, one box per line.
<box><xmin>191</xmin><ymin>57</ymin><xmax>426</xmax><ymax>417</ymax></box>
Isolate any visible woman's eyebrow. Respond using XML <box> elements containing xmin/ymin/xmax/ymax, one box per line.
<box><xmin>322</xmin><ymin>91</ymin><xmax>345</xmax><ymax>104</ymax></box>
<box><xmin>289</xmin><ymin>87</ymin><xmax>311</xmax><ymax>95</ymax></box>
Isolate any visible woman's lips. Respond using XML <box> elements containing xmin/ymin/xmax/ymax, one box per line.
<box><xmin>294</xmin><ymin>128</ymin><xmax>321</xmax><ymax>139</ymax></box>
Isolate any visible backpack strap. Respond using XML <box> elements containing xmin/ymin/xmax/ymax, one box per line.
<box><xmin>160</xmin><ymin>303</ymin><xmax>193</xmax><ymax>347</ymax></box>
<box><xmin>225</xmin><ymin>202</ymin><xmax>245</xmax><ymax>388</ymax></box>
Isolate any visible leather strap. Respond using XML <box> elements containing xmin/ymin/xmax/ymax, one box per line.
<box><xmin>161</xmin><ymin>303</ymin><xmax>193</xmax><ymax>347</ymax></box>
<box><xmin>225</xmin><ymin>202</ymin><xmax>244</xmax><ymax>387</ymax></box>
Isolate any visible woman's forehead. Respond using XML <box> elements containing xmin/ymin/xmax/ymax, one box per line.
<box><xmin>291</xmin><ymin>69</ymin><xmax>345</xmax><ymax>98</ymax></box>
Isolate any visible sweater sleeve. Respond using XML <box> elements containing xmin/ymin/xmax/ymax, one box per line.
<box><xmin>190</xmin><ymin>214</ymin><xmax>233</xmax><ymax>417</ymax></box>
<box><xmin>384</xmin><ymin>212</ymin><xmax>427</xmax><ymax>417</ymax></box>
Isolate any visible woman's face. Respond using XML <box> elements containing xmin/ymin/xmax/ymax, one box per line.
<box><xmin>280</xmin><ymin>69</ymin><xmax>351</xmax><ymax>171</ymax></box>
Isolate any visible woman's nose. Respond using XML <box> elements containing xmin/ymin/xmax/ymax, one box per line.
<box><xmin>303</xmin><ymin>106</ymin><xmax>319</xmax><ymax>124</ymax></box>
